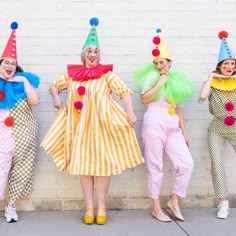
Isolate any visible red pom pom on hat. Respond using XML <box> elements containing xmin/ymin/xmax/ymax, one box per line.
<box><xmin>152</xmin><ymin>48</ymin><xmax>160</xmax><ymax>57</ymax></box>
<box><xmin>153</xmin><ymin>36</ymin><xmax>161</xmax><ymax>45</ymax></box>
<box><xmin>218</xmin><ymin>31</ymin><xmax>228</xmax><ymax>39</ymax></box>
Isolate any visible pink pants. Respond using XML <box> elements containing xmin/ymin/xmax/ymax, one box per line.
<box><xmin>142</xmin><ymin>105</ymin><xmax>194</xmax><ymax>199</ymax></box>
<box><xmin>0</xmin><ymin>111</ymin><xmax>15</xmax><ymax>200</ymax></box>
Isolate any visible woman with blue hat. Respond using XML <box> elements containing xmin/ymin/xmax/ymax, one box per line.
<box><xmin>199</xmin><ymin>30</ymin><xmax>236</xmax><ymax>219</ymax></box>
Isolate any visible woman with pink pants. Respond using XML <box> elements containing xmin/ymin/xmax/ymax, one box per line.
<box><xmin>133</xmin><ymin>28</ymin><xmax>194</xmax><ymax>222</ymax></box>
<box><xmin>0</xmin><ymin>110</ymin><xmax>15</xmax><ymax>201</ymax></box>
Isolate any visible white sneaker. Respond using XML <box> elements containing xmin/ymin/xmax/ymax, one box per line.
<box><xmin>5</xmin><ymin>205</ymin><xmax>19</xmax><ymax>223</ymax></box>
<box><xmin>217</xmin><ymin>200</ymin><xmax>229</xmax><ymax>219</ymax></box>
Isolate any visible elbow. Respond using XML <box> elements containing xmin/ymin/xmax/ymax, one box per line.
<box><xmin>34</xmin><ymin>100</ymin><xmax>40</xmax><ymax>106</ymax></box>
<box><xmin>199</xmin><ymin>94</ymin><xmax>207</xmax><ymax>100</ymax></box>
<box><xmin>30</xmin><ymin>96</ymin><xmax>40</xmax><ymax>106</ymax></box>
<box><xmin>141</xmin><ymin>99</ymin><xmax>147</xmax><ymax>105</ymax></box>
<box><xmin>141</xmin><ymin>95</ymin><xmax>148</xmax><ymax>105</ymax></box>
<box><xmin>30</xmin><ymin>100</ymin><xmax>39</xmax><ymax>106</ymax></box>
<box><xmin>198</xmin><ymin>94</ymin><xmax>207</xmax><ymax>103</ymax></box>
<box><xmin>199</xmin><ymin>90</ymin><xmax>210</xmax><ymax>101</ymax></box>
<box><xmin>35</xmin><ymin>96</ymin><xmax>40</xmax><ymax>106</ymax></box>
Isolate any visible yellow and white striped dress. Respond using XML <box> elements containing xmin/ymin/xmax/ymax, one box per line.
<box><xmin>42</xmin><ymin>70</ymin><xmax>144</xmax><ymax>176</ymax></box>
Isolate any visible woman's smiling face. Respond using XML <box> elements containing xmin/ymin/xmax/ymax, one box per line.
<box><xmin>84</xmin><ymin>46</ymin><xmax>100</xmax><ymax>68</ymax></box>
<box><xmin>153</xmin><ymin>58</ymin><xmax>171</xmax><ymax>75</ymax></box>
<box><xmin>0</xmin><ymin>58</ymin><xmax>17</xmax><ymax>79</ymax></box>
<box><xmin>220</xmin><ymin>59</ymin><xmax>236</xmax><ymax>76</ymax></box>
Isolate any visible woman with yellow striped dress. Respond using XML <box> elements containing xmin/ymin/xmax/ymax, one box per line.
<box><xmin>41</xmin><ymin>17</ymin><xmax>144</xmax><ymax>225</ymax></box>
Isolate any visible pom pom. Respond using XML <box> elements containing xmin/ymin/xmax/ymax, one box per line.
<box><xmin>152</xmin><ymin>48</ymin><xmax>160</xmax><ymax>57</ymax></box>
<box><xmin>166</xmin><ymin>98</ymin><xmax>173</xmax><ymax>105</ymax></box>
<box><xmin>74</xmin><ymin>101</ymin><xmax>83</xmax><ymax>110</ymax></box>
<box><xmin>224</xmin><ymin>115</ymin><xmax>235</xmax><ymax>126</ymax></box>
<box><xmin>4</xmin><ymin>116</ymin><xmax>14</xmax><ymax>127</ymax></box>
<box><xmin>168</xmin><ymin>108</ymin><xmax>175</xmax><ymax>115</ymax></box>
<box><xmin>0</xmin><ymin>90</ymin><xmax>5</xmax><ymax>100</ymax></box>
<box><xmin>11</xmin><ymin>22</ymin><xmax>18</xmax><ymax>30</ymax></box>
<box><xmin>90</xmin><ymin>17</ymin><xmax>99</xmax><ymax>27</ymax></box>
<box><xmin>153</xmin><ymin>36</ymin><xmax>161</xmax><ymax>45</ymax></box>
<box><xmin>77</xmin><ymin>86</ymin><xmax>86</xmax><ymax>95</ymax></box>
<box><xmin>225</xmin><ymin>102</ymin><xmax>234</xmax><ymax>111</ymax></box>
<box><xmin>218</xmin><ymin>31</ymin><xmax>228</xmax><ymax>39</ymax></box>
<box><xmin>156</xmin><ymin>28</ymin><xmax>161</xmax><ymax>33</ymax></box>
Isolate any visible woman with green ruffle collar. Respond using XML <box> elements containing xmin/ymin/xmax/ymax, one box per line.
<box><xmin>133</xmin><ymin>28</ymin><xmax>194</xmax><ymax>223</ymax></box>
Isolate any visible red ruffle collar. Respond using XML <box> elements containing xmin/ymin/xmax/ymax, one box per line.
<box><xmin>67</xmin><ymin>63</ymin><xmax>113</xmax><ymax>81</ymax></box>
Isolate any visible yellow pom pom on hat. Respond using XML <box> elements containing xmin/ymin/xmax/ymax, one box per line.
<box><xmin>152</xmin><ymin>29</ymin><xmax>171</xmax><ymax>61</ymax></box>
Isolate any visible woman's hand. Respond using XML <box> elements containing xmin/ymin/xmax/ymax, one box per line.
<box><xmin>126</xmin><ymin>110</ymin><xmax>137</xmax><ymax>128</ymax></box>
<box><xmin>158</xmin><ymin>74</ymin><xmax>169</xmax><ymax>87</ymax></box>
<box><xmin>50</xmin><ymin>87</ymin><xmax>63</xmax><ymax>109</ymax></box>
<box><xmin>122</xmin><ymin>94</ymin><xmax>137</xmax><ymax>128</ymax></box>
<box><xmin>53</xmin><ymin>95</ymin><xmax>63</xmax><ymax>109</ymax></box>
<box><xmin>141</xmin><ymin>74</ymin><xmax>169</xmax><ymax>104</ymax></box>
<box><xmin>210</xmin><ymin>73</ymin><xmax>231</xmax><ymax>80</ymax></box>
<box><xmin>8</xmin><ymin>75</ymin><xmax>27</xmax><ymax>82</ymax></box>
<box><xmin>183</xmin><ymin>134</ymin><xmax>190</xmax><ymax>147</ymax></box>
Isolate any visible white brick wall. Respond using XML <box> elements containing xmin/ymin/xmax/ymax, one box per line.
<box><xmin>1</xmin><ymin>0</ymin><xmax>236</xmax><ymax>210</ymax></box>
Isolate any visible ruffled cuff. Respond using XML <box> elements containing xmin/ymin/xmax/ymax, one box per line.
<box><xmin>118</xmin><ymin>88</ymin><xmax>134</xmax><ymax>98</ymax></box>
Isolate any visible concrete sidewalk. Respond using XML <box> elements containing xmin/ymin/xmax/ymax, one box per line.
<box><xmin>0</xmin><ymin>208</ymin><xmax>235</xmax><ymax>236</ymax></box>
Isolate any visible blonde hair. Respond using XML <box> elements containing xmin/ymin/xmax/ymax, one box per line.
<box><xmin>80</xmin><ymin>46</ymin><xmax>100</xmax><ymax>65</ymax></box>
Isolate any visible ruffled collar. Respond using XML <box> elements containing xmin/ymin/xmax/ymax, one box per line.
<box><xmin>211</xmin><ymin>78</ymin><xmax>236</xmax><ymax>91</ymax></box>
<box><xmin>0</xmin><ymin>77</ymin><xmax>8</xmax><ymax>83</ymax></box>
<box><xmin>67</xmin><ymin>63</ymin><xmax>113</xmax><ymax>81</ymax></box>
<box><xmin>0</xmin><ymin>72</ymin><xmax>40</xmax><ymax>109</ymax></box>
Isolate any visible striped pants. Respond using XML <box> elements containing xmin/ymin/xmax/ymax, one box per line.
<box><xmin>208</xmin><ymin>131</ymin><xmax>236</xmax><ymax>198</ymax></box>
<box><xmin>142</xmin><ymin>106</ymin><xmax>194</xmax><ymax>199</ymax></box>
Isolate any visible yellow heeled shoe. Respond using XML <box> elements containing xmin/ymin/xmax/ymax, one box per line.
<box><xmin>96</xmin><ymin>208</ymin><xmax>107</xmax><ymax>225</ymax></box>
<box><xmin>84</xmin><ymin>208</ymin><xmax>94</xmax><ymax>224</ymax></box>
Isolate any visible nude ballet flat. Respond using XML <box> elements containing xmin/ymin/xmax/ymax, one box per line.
<box><xmin>152</xmin><ymin>210</ymin><xmax>171</xmax><ymax>222</ymax></box>
<box><xmin>167</xmin><ymin>201</ymin><xmax>184</xmax><ymax>221</ymax></box>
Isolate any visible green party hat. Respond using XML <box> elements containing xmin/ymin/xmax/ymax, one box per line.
<box><xmin>84</xmin><ymin>17</ymin><xmax>99</xmax><ymax>48</ymax></box>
